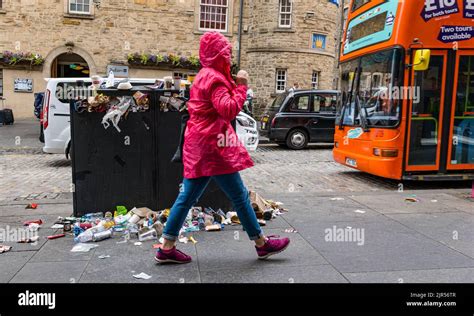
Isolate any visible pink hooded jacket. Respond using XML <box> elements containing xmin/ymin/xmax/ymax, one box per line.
<box><xmin>183</xmin><ymin>32</ymin><xmax>254</xmax><ymax>179</ymax></box>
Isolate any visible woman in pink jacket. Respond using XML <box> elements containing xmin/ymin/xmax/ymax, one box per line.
<box><xmin>155</xmin><ymin>32</ymin><xmax>290</xmax><ymax>264</ymax></box>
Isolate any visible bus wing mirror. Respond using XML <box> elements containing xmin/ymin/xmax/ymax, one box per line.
<box><xmin>413</xmin><ymin>49</ymin><xmax>431</xmax><ymax>71</ymax></box>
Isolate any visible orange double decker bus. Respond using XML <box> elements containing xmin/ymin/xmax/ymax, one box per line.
<box><xmin>334</xmin><ymin>0</ymin><xmax>474</xmax><ymax>180</ymax></box>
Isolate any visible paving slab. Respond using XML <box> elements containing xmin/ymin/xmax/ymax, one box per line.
<box><xmin>29</xmin><ymin>235</ymin><xmax>96</xmax><ymax>262</ymax></box>
<box><xmin>194</xmin><ymin>228</ymin><xmax>329</xmax><ymax>272</ymax></box>
<box><xmin>344</xmin><ymin>267</ymin><xmax>474</xmax><ymax>283</ymax></box>
<box><xmin>387</xmin><ymin>212</ymin><xmax>474</xmax><ymax>259</ymax></box>
<box><xmin>287</xmin><ymin>215</ymin><xmax>474</xmax><ymax>273</ymax></box>
<box><xmin>10</xmin><ymin>260</ymin><xmax>88</xmax><ymax>283</ymax></box>
<box><xmin>350</xmin><ymin>193</ymin><xmax>466</xmax><ymax>215</ymax></box>
<box><xmin>79</xmin><ymin>237</ymin><xmax>199</xmax><ymax>283</ymax></box>
<box><xmin>0</xmin><ymin>251</ymin><xmax>34</xmax><ymax>282</ymax></box>
<box><xmin>0</xmin><ymin>203</ymin><xmax>73</xmax><ymax>217</ymax></box>
<box><xmin>200</xmin><ymin>264</ymin><xmax>348</xmax><ymax>283</ymax></box>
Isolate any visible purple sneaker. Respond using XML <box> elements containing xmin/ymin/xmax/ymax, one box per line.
<box><xmin>256</xmin><ymin>235</ymin><xmax>290</xmax><ymax>260</ymax></box>
<box><xmin>155</xmin><ymin>247</ymin><xmax>192</xmax><ymax>264</ymax></box>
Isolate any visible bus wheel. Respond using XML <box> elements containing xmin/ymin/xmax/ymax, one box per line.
<box><xmin>286</xmin><ymin>129</ymin><xmax>308</xmax><ymax>150</ymax></box>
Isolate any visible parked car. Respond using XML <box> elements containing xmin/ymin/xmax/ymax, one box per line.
<box><xmin>42</xmin><ymin>78</ymin><xmax>259</xmax><ymax>158</ymax></box>
<box><xmin>260</xmin><ymin>89</ymin><xmax>340</xmax><ymax>150</ymax></box>
<box><xmin>235</xmin><ymin>111</ymin><xmax>259</xmax><ymax>151</ymax></box>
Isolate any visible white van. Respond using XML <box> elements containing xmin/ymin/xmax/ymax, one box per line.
<box><xmin>42</xmin><ymin>78</ymin><xmax>259</xmax><ymax>157</ymax></box>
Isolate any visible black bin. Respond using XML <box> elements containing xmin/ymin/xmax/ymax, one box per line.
<box><xmin>70</xmin><ymin>88</ymin><xmax>232</xmax><ymax>217</ymax></box>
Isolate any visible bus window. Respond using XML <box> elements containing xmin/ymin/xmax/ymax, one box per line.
<box><xmin>351</xmin><ymin>0</ymin><xmax>371</xmax><ymax>12</ymax></box>
<box><xmin>451</xmin><ymin>55</ymin><xmax>474</xmax><ymax>165</ymax></box>
<box><xmin>358</xmin><ymin>49</ymin><xmax>403</xmax><ymax>127</ymax></box>
<box><xmin>338</xmin><ymin>58</ymin><xmax>359</xmax><ymax>126</ymax></box>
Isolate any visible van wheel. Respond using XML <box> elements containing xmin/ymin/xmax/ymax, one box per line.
<box><xmin>286</xmin><ymin>129</ymin><xmax>308</xmax><ymax>150</ymax></box>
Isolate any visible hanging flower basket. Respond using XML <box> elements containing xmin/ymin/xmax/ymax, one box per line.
<box><xmin>127</xmin><ymin>53</ymin><xmax>201</xmax><ymax>71</ymax></box>
<box><xmin>0</xmin><ymin>51</ymin><xmax>45</xmax><ymax>69</ymax></box>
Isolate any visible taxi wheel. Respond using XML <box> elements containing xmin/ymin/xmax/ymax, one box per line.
<box><xmin>286</xmin><ymin>129</ymin><xmax>308</xmax><ymax>150</ymax></box>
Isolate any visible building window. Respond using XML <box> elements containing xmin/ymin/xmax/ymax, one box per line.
<box><xmin>276</xmin><ymin>69</ymin><xmax>287</xmax><ymax>93</ymax></box>
<box><xmin>69</xmin><ymin>0</ymin><xmax>91</xmax><ymax>15</ymax></box>
<box><xmin>0</xmin><ymin>69</ymin><xmax>3</xmax><ymax>97</ymax></box>
<box><xmin>199</xmin><ymin>0</ymin><xmax>228</xmax><ymax>31</ymax></box>
<box><xmin>278</xmin><ymin>0</ymin><xmax>292</xmax><ymax>28</ymax></box>
<box><xmin>312</xmin><ymin>71</ymin><xmax>320</xmax><ymax>89</ymax></box>
<box><xmin>312</xmin><ymin>33</ymin><xmax>327</xmax><ymax>50</ymax></box>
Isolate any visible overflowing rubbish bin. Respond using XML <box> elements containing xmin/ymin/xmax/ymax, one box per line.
<box><xmin>70</xmin><ymin>87</ymin><xmax>232</xmax><ymax>217</ymax></box>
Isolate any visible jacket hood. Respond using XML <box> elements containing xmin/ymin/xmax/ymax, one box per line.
<box><xmin>199</xmin><ymin>32</ymin><xmax>234</xmax><ymax>84</ymax></box>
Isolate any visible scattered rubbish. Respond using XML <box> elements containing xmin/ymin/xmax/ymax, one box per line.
<box><xmin>18</xmin><ymin>236</ymin><xmax>39</xmax><ymax>243</ymax></box>
<box><xmin>25</xmin><ymin>203</ymin><xmax>38</xmax><ymax>209</ymax></box>
<box><xmin>134</xmin><ymin>242</ymin><xmax>142</xmax><ymax>246</ymax></box>
<box><xmin>0</xmin><ymin>245</ymin><xmax>12</xmax><ymax>254</ymax></box>
<box><xmin>284</xmin><ymin>228</ymin><xmax>298</xmax><ymax>233</ymax></box>
<box><xmin>431</xmin><ymin>199</ymin><xmax>438</xmax><ymax>203</ymax></box>
<box><xmin>188</xmin><ymin>236</ymin><xmax>197</xmax><ymax>244</ymax></box>
<box><xmin>23</xmin><ymin>219</ymin><xmax>43</xmax><ymax>226</ymax></box>
<box><xmin>47</xmin><ymin>234</ymin><xmax>65</xmax><ymax>240</ymax></box>
<box><xmin>257</xmin><ymin>219</ymin><xmax>267</xmax><ymax>226</ymax></box>
<box><xmin>330</xmin><ymin>197</ymin><xmax>345</xmax><ymax>201</ymax></box>
<box><xmin>354</xmin><ymin>210</ymin><xmax>366</xmax><ymax>214</ymax></box>
<box><xmin>178</xmin><ymin>236</ymin><xmax>188</xmax><ymax>244</ymax></box>
<box><xmin>63</xmin><ymin>222</ymin><xmax>72</xmax><ymax>232</ymax></box>
<box><xmin>205</xmin><ymin>224</ymin><xmax>222</xmax><ymax>231</ymax></box>
<box><xmin>70</xmin><ymin>243</ymin><xmax>99</xmax><ymax>252</ymax></box>
<box><xmin>405</xmin><ymin>197</ymin><xmax>419</xmax><ymax>203</ymax></box>
<box><xmin>98</xmin><ymin>254</ymin><xmax>111</xmax><ymax>259</ymax></box>
<box><xmin>92</xmin><ymin>230</ymin><xmax>112</xmax><ymax>242</ymax></box>
<box><xmin>27</xmin><ymin>223</ymin><xmax>40</xmax><ymax>232</ymax></box>
<box><xmin>133</xmin><ymin>272</ymin><xmax>151</xmax><ymax>280</ymax></box>
<box><xmin>51</xmin><ymin>224</ymin><xmax>64</xmax><ymax>229</ymax></box>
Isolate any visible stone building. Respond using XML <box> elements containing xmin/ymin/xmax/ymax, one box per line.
<box><xmin>0</xmin><ymin>0</ymin><xmax>341</xmax><ymax>118</ymax></box>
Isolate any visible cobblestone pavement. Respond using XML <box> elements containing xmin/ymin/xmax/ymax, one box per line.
<box><xmin>0</xmin><ymin>144</ymin><xmax>471</xmax><ymax>202</ymax></box>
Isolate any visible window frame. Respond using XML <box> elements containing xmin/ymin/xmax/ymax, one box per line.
<box><xmin>278</xmin><ymin>0</ymin><xmax>292</xmax><ymax>28</ymax></box>
<box><xmin>198</xmin><ymin>0</ymin><xmax>229</xmax><ymax>32</ymax></box>
<box><xmin>0</xmin><ymin>69</ymin><xmax>3</xmax><ymax>97</ymax></box>
<box><xmin>286</xmin><ymin>94</ymin><xmax>311</xmax><ymax>113</ymax></box>
<box><xmin>68</xmin><ymin>0</ymin><xmax>92</xmax><ymax>15</ymax></box>
<box><xmin>311</xmin><ymin>71</ymin><xmax>320</xmax><ymax>90</ymax></box>
<box><xmin>275</xmin><ymin>69</ymin><xmax>287</xmax><ymax>93</ymax></box>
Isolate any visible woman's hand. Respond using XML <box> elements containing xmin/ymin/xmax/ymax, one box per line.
<box><xmin>236</xmin><ymin>70</ymin><xmax>249</xmax><ymax>86</ymax></box>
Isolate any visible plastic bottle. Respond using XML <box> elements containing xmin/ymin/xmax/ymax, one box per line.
<box><xmin>74</xmin><ymin>230</ymin><xmax>93</xmax><ymax>243</ymax></box>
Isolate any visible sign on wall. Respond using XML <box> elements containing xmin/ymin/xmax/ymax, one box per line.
<box><xmin>14</xmin><ymin>78</ymin><xmax>33</xmax><ymax>93</ymax></box>
<box><xmin>106</xmin><ymin>65</ymin><xmax>129</xmax><ymax>78</ymax></box>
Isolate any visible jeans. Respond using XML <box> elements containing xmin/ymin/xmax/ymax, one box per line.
<box><xmin>162</xmin><ymin>172</ymin><xmax>264</xmax><ymax>241</ymax></box>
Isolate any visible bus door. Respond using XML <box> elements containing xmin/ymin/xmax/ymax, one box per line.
<box><xmin>406</xmin><ymin>51</ymin><xmax>448</xmax><ymax>172</ymax></box>
<box><xmin>447</xmin><ymin>50</ymin><xmax>474</xmax><ymax>171</ymax></box>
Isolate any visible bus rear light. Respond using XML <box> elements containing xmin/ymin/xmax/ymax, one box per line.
<box><xmin>373</xmin><ymin>148</ymin><xmax>398</xmax><ymax>157</ymax></box>
<box><xmin>382</xmin><ymin>149</ymin><xmax>398</xmax><ymax>157</ymax></box>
